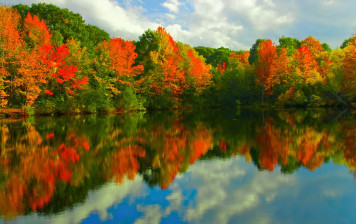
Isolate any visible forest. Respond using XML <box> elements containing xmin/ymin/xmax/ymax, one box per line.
<box><xmin>0</xmin><ymin>3</ymin><xmax>355</xmax><ymax>115</ymax></box>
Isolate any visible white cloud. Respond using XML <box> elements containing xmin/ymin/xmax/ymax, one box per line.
<box><xmin>135</xmin><ymin>205</ymin><xmax>162</xmax><ymax>224</ymax></box>
<box><xmin>164</xmin><ymin>0</ymin><xmax>294</xmax><ymax>49</ymax></box>
<box><xmin>3</xmin><ymin>0</ymin><xmax>356</xmax><ymax>50</ymax></box>
<box><xmin>162</xmin><ymin>0</ymin><xmax>182</xmax><ymax>14</ymax></box>
<box><xmin>165</xmin><ymin>13</ymin><xmax>176</xmax><ymax>20</ymax></box>
<box><xmin>179</xmin><ymin>158</ymin><xmax>295</xmax><ymax>224</ymax></box>
<box><xmin>165</xmin><ymin>0</ymin><xmax>246</xmax><ymax>49</ymax></box>
<box><xmin>226</xmin><ymin>0</ymin><xmax>294</xmax><ymax>31</ymax></box>
<box><xmin>11</xmin><ymin>178</ymin><xmax>146</xmax><ymax>224</ymax></box>
<box><xmin>2</xmin><ymin>0</ymin><xmax>160</xmax><ymax>41</ymax></box>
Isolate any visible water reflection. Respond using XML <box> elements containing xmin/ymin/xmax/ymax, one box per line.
<box><xmin>0</xmin><ymin>109</ymin><xmax>355</xmax><ymax>222</ymax></box>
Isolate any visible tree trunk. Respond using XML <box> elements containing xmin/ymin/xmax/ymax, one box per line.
<box><xmin>261</xmin><ymin>86</ymin><xmax>264</xmax><ymax>106</ymax></box>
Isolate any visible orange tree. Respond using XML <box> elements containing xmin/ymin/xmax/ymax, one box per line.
<box><xmin>0</xmin><ymin>6</ymin><xmax>23</xmax><ymax>108</ymax></box>
<box><xmin>94</xmin><ymin>37</ymin><xmax>144</xmax><ymax>111</ymax></box>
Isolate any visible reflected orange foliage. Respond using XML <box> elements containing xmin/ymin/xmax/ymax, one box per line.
<box><xmin>189</xmin><ymin>125</ymin><xmax>213</xmax><ymax>164</ymax></box>
<box><xmin>139</xmin><ymin>120</ymin><xmax>213</xmax><ymax>189</ymax></box>
<box><xmin>111</xmin><ymin>145</ymin><xmax>146</xmax><ymax>184</ymax></box>
<box><xmin>295</xmin><ymin>129</ymin><xmax>330</xmax><ymax>171</ymax></box>
<box><xmin>343</xmin><ymin>123</ymin><xmax>356</xmax><ymax>169</ymax></box>
<box><xmin>257</xmin><ymin>118</ymin><xmax>290</xmax><ymax>171</ymax></box>
<box><xmin>0</xmin><ymin>125</ymin><xmax>90</xmax><ymax>217</ymax></box>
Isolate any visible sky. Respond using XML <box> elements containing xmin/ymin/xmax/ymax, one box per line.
<box><xmin>1</xmin><ymin>0</ymin><xmax>356</xmax><ymax>50</ymax></box>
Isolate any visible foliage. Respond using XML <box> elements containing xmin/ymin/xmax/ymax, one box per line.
<box><xmin>0</xmin><ymin>4</ymin><xmax>355</xmax><ymax>114</ymax></box>
<box><xmin>277</xmin><ymin>36</ymin><xmax>301</xmax><ymax>56</ymax></box>
<box><xmin>12</xmin><ymin>3</ymin><xmax>110</xmax><ymax>54</ymax></box>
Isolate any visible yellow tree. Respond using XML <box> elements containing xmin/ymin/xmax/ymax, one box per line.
<box><xmin>293</xmin><ymin>46</ymin><xmax>323</xmax><ymax>85</ymax></box>
<box><xmin>228</xmin><ymin>51</ymin><xmax>250</xmax><ymax>71</ymax></box>
<box><xmin>342</xmin><ymin>37</ymin><xmax>356</xmax><ymax>99</ymax></box>
<box><xmin>144</xmin><ymin>27</ymin><xmax>186</xmax><ymax>102</ymax></box>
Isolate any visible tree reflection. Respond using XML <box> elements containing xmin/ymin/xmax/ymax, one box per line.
<box><xmin>249</xmin><ymin>111</ymin><xmax>349</xmax><ymax>172</ymax></box>
<box><xmin>0</xmin><ymin>124</ymin><xmax>90</xmax><ymax>218</ymax></box>
<box><xmin>139</xmin><ymin>119</ymin><xmax>213</xmax><ymax>189</ymax></box>
<box><xmin>0</xmin><ymin>110</ymin><xmax>355</xmax><ymax>219</ymax></box>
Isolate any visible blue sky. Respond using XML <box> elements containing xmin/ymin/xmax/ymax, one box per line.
<box><xmin>2</xmin><ymin>0</ymin><xmax>356</xmax><ymax>50</ymax></box>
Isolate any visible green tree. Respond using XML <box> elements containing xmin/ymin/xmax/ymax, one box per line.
<box><xmin>277</xmin><ymin>36</ymin><xmax>301</xmax><ymax>56</ymax></box>
<box><xmin>248</xmin><ymin>39</ymin><xmax>265</xmax><ymax>65</ymax></box>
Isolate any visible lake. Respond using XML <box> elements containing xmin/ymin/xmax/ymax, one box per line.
<box><xmin>0</xmin><ymin>109</ymin><xmax>355</xmax><ymax>224</ymax></box>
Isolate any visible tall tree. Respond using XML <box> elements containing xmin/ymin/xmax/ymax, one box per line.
<box><xmin>342</xmin><ymin>37</ymin><xmax>356</xmax><ymax>99</ymax></box>
<box><xmin>301</xmin><ymin>36</ymin><xmax>331</xmax><ymax>80</ymax></box>
<box><xmin>95</xmin><ymin>38</ymin><xmax>144</xmax><ymax>99</ymax></box>
<box><xmin>0</xmin><ymin>6</ymin><xmax>23</xmax><ymax>107</ymax></box>
<box><xmin>178</xmin><ymin>44</ymin><xmax>212</xmax><ymax>94</ymax></box>
<box><xmin>137</xmin><ymin>27</ymin><xmax>185</xmax><ymax>104</ymax></box>
<box><xmin>255</xmin><ymin>40</ymin><xmax>278</xmax><ymax>95</ymax></box>
<box><xmin>14</xmin><ymin>13</ymin><xmax>52</xmax><ymax>106</ymax></box>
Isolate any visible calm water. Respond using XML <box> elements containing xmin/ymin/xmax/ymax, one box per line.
<box><xmin>0</xmin><ymin>109</ymin><xmax>355</xmax><ymax>224</ymax></box>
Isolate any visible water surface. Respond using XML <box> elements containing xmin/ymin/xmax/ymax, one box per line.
<box><xmin>0</xmin><ymin>109</ymin><xmax>355</xmax><ymax>224</ymax></box>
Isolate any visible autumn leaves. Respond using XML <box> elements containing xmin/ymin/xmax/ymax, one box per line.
<box><xmin>0</xmin><ymin>5</ymin><xmax>213</xmax><ymax>113</ymax></box>
<box><xmin>1</xmin><ymin>3</ymin><xmax>356</xmax><ymax>113</ymax></box>
<box><xmin>251</xmin><ymin>36</ymin><xmax>356</xmax><ymax>106</ymax></box>
<box><xmin>0</xmin><ymin>7</ymin><xmax>88</xmax><ymax>108</ymax></box>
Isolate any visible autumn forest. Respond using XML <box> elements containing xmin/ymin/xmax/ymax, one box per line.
<box><xmin>0</xmin><ymin>3</ymin><xmax>355</xmax><ymax>116</ymax></box>
<box><xmin>1</xmin><ymin>2</ymin><xmax>356</xmax><ymax>223</ymax></box>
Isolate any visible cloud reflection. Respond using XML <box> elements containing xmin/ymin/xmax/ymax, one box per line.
<box><xmin>11</xmin><ymin>178</ymin><xmax>145</xmax><ymax>224</ymax></box>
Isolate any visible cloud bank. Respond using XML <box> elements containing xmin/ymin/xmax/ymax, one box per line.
<box><xmin>2</xmin><ymin>0</ymin><xmax>356</xmax><ymax>49</ymax></box>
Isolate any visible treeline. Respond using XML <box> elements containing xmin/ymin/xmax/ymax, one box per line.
<box><xmin>0</xmin><ymin>3</ymin><xmax>355</xmax><ymax>115</ymax></box>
